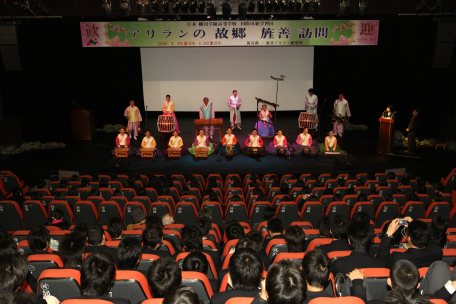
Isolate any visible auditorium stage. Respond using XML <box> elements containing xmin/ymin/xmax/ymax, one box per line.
<box><xmin>1</xmin><ymin>112</ymin><xmax>452</xmax><ymax>187</ymax></box>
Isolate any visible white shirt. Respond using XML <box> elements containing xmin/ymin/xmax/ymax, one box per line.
<box><xmin>335</xmin><ymin>99</ymin><xmax>350</xmax><ymax>117</ymax></box>
<box><xmin>164</xmin><ymin>101</ymin><xmax>173</xmax><ymax>112</ymax></box>
<box><xmin>260</xmin><ymin>110</ymin><xmax>270</xmax><ymax>122</ymax></box>
<box><xmin>300</xmin><ymin>133</ymin><xmax>310</xmax><ymax>146</ymax></box>
<box><xmin>326</xmin><ymin>136</ymin><xmax>336</xmax><ymax>148</ymax></box>
<box><xmin>224</xmin><ymin>134</ymin><xmax>235</xmax><ymax>145</ymax></box>
<box><xmin>170</xmin><ymin>136</ymin><xmax>181</xmax><ymax>148</ymax></box>
<box><xmin>275</xmin><ymin>135</ymin><xmax>285</xmax><ymax>146</ymax></box>
<box><xmin>197</xmin><ymin>135</ymin><xmax>208</xmax><ymax>148</ymax></box>
<box><xmin>118</xmin><ymin>134</ymin><xmax>127</xmax><ymax>146</ymax></box>
<box><xmin>143</xmin><ymin>136</ymin><xmax>154</xmax><ymax>148</ymax></box>
<box><xmin>249</xmin><ymin>135</ymin><xmax>261</xmax><ymax>147</ymax></box>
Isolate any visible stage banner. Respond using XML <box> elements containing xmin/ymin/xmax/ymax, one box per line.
<box><xmin>81</xmin><ymin>20</ymin><xmax>379</xmax><ymax>47</ymax></box>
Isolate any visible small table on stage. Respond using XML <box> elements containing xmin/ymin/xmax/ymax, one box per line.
<box><xmin>378</xmin><ymin>118</ymin><xmax>395</xmax><ymax>153</ymax></box>
<box><xmin>194</xmin><ymin>119</ymin><xmax>223</xmax><ymax>139</ymax></box>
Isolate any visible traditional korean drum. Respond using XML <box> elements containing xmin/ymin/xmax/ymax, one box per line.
<box><xmin>303</xmin><ymin>148</ymin><xmax>311</xmax><ymax>156</ymax></box>
<box><xmin>278</xmin><ymin>148</ymin><xmax>286</xmax><ymax>156</ymax></box>
<box><xmin>157</xmin><ymin>115</ymin><xmax>175</xmax><ymax>134</ymax></box>
<box><xmin>251</xmin><ymin>148</ymin><xmax>259</xmax><ymax>156</ymax></box>
<box><xmin>298</xmin><ymin>112</ymin><xmax>317</xmax><ymax>130</ymax></box>
<box><xmin>226</xmin><ymin>145</ymin><xmax>233</xmax><ymax>157</ymax></box>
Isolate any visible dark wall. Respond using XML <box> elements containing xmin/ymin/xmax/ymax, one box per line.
<box><xmin>0</xmin><ymin>15</ymin><xmax>455</xmax><ymax>142</ymax></box>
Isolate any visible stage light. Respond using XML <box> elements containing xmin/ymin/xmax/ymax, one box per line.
<box><xmin>273</xmin><ymin>0</ymin><xmax>280</xmax><ymax>11</ymax></box>
<box><xmin>280</xmin><ymin>0</ymin><xmax>287</xmax><ymax>10</ymax></box>
<box><xmin>312</xmin><ymin>0</ymin><xmax>320</xmax><ymax>11</ymax></box>
<box><xmin>189</xmin><ymin>0</ymin><xmax>197</xmax><ymax>12</ymax></box>
<box><xmin>239</xmin><ymin>1</ymin><xmax>247</xmax><ymax>18</ymax></box>
<box><xmin>206</xmin><ymin>2</ymin><xmax>216</xmax><ymax>19</ymax></box>
<box><xmin>248</xmin><ymin>0</ymin><xmax>255</xmax><ymax>12</ymax></box>
<box><xmin>21</xmin><ymin>0</ymin><xmax>37</xmax><ymax>15</ymax></box>
<box><xmin>339</xmin><ymin>0</ymin><xmax>350</xmax><ymax>16</ymax></box>
<box><xmin>120</xmin><ymin>0</ymin><xmax>131</xmax><ymax>17</ymax></box>
<box><xmin>303</xmin><ymin>0</ymin><xmax>310</xmax><ymax>11</ymax></box>
<box><xmin>198</xmin><ymin>0</ymin><xmax>205</xmax><ymax>12</ymax></box>
<box><xmin>151</xmin><ymin>0</ymin><xmax>159</xmax><ymax>12</ymax></box>
<box><xmin>258</xmin><ymin>0</ymin><xmax>265</xmax><ymax>11</ymax></box>
<box><xmin>162</xmin><ymin>0</ymin><xmax>169</xmax><ymax>12</ymax></box>
<box><xmin>265</xmin><ymin>0</ymin><xmax>273</xmax><ymax>11</ymax></box>
<box><xmin>288</xmin><ymin>0</ymin><xmax>295</xmax><ymax>11</ymax></box>
<box><xmin>296</xmin><ymin>0</ymin><xmax>302</xmax><ymax>11</ymax></box>
<box><xmin>181</xmin><ymin>0</ymin><xmax>189</xmax><ymax>12</ymax></box>
<box><xmin>172</xmin><ymin>1</ymin><xmax>181</xmax><ymax>13</ymax></box>
<box><xmin>222</xmin><ymin>1</ymin><xmax>231</xmax><ymax>18</ymax></box>
<box><xmin>137</xmin><ymin>0</ymin><xmax>145</xmax><ymax>12</ymax></box>
<box><xmin>100</xmin><ymin>0</ymin><xmax>113</xmax><ymax>17</ymax></box>
<box><xmin>413</xmin><ymin>0</ymin><xmax>428</xmax><ymax>13</ymax></box>
<box><xmin>36</xmin><ymin>0</ymin><xmax>50</xmax><ymax>15</ymax></box>
<box><xmin>359</xmin><ymin>0</ymin><xmax>368</xmax><ymax>15</ymax></box>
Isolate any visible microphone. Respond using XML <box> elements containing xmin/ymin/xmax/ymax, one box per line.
<box><xmin>217</xmin><ymin>150</ymin><xmax>221</xmax><ymax>161</ymax></box>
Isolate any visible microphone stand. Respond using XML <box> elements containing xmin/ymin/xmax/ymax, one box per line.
<box><xmin>217</xmin><ymin>150</ymin><xmax>221</xmax><ymax>161</ymax></box>
<box><xmin>387</xmin><ymin>112</ymin><xmax>396</xmax><ymax>155</ymax></box>
<box><xmin>69</xmin><ymin>100</ymin><xmax>85</xmax><ymax>110</ymax></box>
<box><xmin>317</xmin><ymin>99</ymin><xmax>326</xmax><ymax>142</ymax></box>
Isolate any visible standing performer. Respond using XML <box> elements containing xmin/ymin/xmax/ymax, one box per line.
<box><xmin>216</xmin><ymin>127</ymin><xmax>241</xmax><ymax>156</ymax></box>
<box><xmin>292</xmin><ymin>127</ymin><xmax>318</xmax><ymax>155</ymax></box>
<box><xmin>266</xmin><ymin>130</ymin><xmax>291</xmax><ymax>155</ymax></box>
<box><xmin>199</xmin><ymin>97</ymin><xmax>215</xmax><ymax>139</ymax></box>
<box><xmin>305</xmin><ymin>88</ymin><xmax>318</xmax><ymax>129</ymax></box>
<box><xmin>243</xmin><ymin>129</ymin><xmax>268</xmax><ymax>156</ymax></box>
<box><xmin>255</xmin><ymin>105</ymin><xmax>275</xmax><ymax>137</ymax></box>
<box><xmin>124</xmin><ymin>100</ymin><xmax>142</xmax><ymax>140</ymax></box>
<box><xmin>189</xmin><ymin>129</ymin><xmax>214</xmax><ymax>155</ymax></box>
<box><xmin>318</xmin><ymin>130</ymin><xmax>347</xmax><ymax>155</ymax></box>
<box><xmin>406</xmin><ymin>108</ymin><xmax>420</xmax><ymax>154</ymax></box>
<box><xmin>164</xmin><ymin>130</ymin><xmax>189</xmax><ymax>155</ymax></box>
<box><xmin>228</xmin><ymin>90</ymin><xmax>242</xmax><ymax>130</ymax></box>
<box><xmin>163</xmin><ymin>95</ymin><xmax>180</xmax><ymax>133</ymax></box>
<box><xmin>112</xmin><ymin>127</ymin><xmax>136</xmax><ymax>155</ymax></box>
<box><xmin>381</xmin><ymin>105</ymin><xmax>395</xmax><ymax>119</ymax></box>
<box><xmin>333</xmin><ymin>93</ymin><xmax>351</xmax><ymax>137</ymax></box>
<box><xmin>137</xmin><ymin>130</ymin><xmax>163</xmax><ymax>156</ymax></box>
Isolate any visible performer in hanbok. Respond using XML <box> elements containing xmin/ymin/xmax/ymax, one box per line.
<box><xmin>164</xmin><ymin>130</ymin><xmax>188</xmax><ymax>155</ymax></box>
<box><xmin>333</xmin><ymin>93</ymin><xmax>351</xmax><ymax>137</ymax></box>
<box><xmin>243</xmin><ymin>129</ymin><xmax>268</xmax><ymax>156</ymax></box>
<box><xmin>318</xmin><ymin>130</ymin><xmax>347</xmax><ymax>155</ymax></box>
<box><xmin>305</xmin><ymin>88</ymin><xmax>318</xmax><ymax>129</ymax></box>
<box><xmin>124</xmin><ymin>100</ymin><xmax>142</xmax><ymax>140</ymax></box>
<box><xmin>199</xmin><ymin>97</ymin><xmax>215</xmax><ymax>139</ymax></box>
<box><xmin>255</xmin><ymin>105</ymin><xmax>275</xmax><ymax>137</ymax></box>
<box><xmin>163</xmin><ymin>95</ymin><xmax>180</xmax><ymax>133</ymax></box>
<box><xmin>189</xmin><ymin>129</ymin><xmax>214</xmax><ymax>155</ymax></box>
<box><xmin>228</xmin><ymin>90</ymin><xmax>242</xmax><ymax>130</ymax></box>
<box><xmin>216</xmin><ymin>127</ymin><xmax>241</xmax><ymax>156</ymax></box>
<box><xmin>112</xmin><ymin>127</ymin><xmax>136</xmax><ymax>155</ymax></box>
<box><xmin>292</xmin><ymin>127</ymin><xmax>318</xmax><ymax>155</ymax></box>
<box><xmin>381</xmin><ymin>105</ymin><xmax>395</xmax><ymax>119</ymax></box>
<box><xmin>266</xmin><ymin>130</ymin><xmax>291</xmax><ymax>155</ymax></box>
<box><xmin>136</xmin><ymin>130</ymin><xmax>163</xmax><ymax>156</ymax></box>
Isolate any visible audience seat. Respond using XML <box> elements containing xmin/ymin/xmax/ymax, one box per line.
<box><xmin>275</xmin><ymin>201</ymin><xmax>299</xmax><ymax>228</ymax></box>
<box><xmin>442</xmin><ymin>249</ymin><xmax>456</xmax><ymax>266</ymax></box>
<box><xmin>64</xmin><ymin>196</ymin><xmax>81</xmax><ymax>210</ymax></box>
<box><xmin>74</xmin><ymin>201</ymin><xmax>99</xmax><ymax>226</ymax></box>
<box><xmin>134</xmin><ymin>196</ymin><xmax>152</xmax><ymax>214</ymax></box>
<box><xmin>174</xmin><ymin>202</ymin><xmax>198</xmax><ymax>225</ymax></box>
<box><xmin>357</xmin><ymin>268</ymin><xmax>390</xmax><ymax>302</ymax></box>
<box><xmin>342</xmin><ymin>195</ymin><xmax>358</xmax><ymax>211</ymax></box>
<box><xmin>122</xmin><ymin>230</ymin><xmax>143</xmax><ymax>241</ymax></box>
<box><xmin>319</xmin><ymin>195</ymin><xmax>334</xmax><ymax>210</ymax></box>
<box><xmin>307</xmin><ymin>238</ymin><xmax>332</xmax><ymax>251</ymax></box>
<box><xmin>273</xmin><ymin>252</ymin><xmax>305</xmax><ymax>266</ymax></box>
<box><xmin>38</xmin><ymin>269</ymin><xmax>81</xmax><ymax>303</ymax></box>
<box><xmin>376</xmin><ymin>186</ymin><xmax>392</xmax><ymax>198</ymax></box>
<box><xmin>111</xmin><ymin>196</ymin><xmax>128</xmax><ymax>212</ymax></box>
<box><xmin>311</xmin><ymin>187</ymin><xmax>326</xmax><ymax>200</ymax></box>
<box><xmin>300</xmin><ymin>201</ymin><xmax>324</xmax><ymax>229</ymax></box>
<box><xmin>398</xmin><ymin>186</ymin><xmax>413</xmax><ymax>199</ymax></box>
<box><xmin>442</xmin><ymin>193</ymin><xmax>453</xmax><ymax>206</ymax></box>
<box><xmin>181</xmin><ymin>271</ymin><xmax>214</xmax><ymax>302</ymax></box>
<box><xmin>222</xmin><ymin>239</ymin><xmax>239</xmax><ymax>256</ymax></box>
<box><xmin>425</xmin><ymin>202</ymin><xmax>450</xmax><ymax>220</ymax></box>
<box><xmin>3</xmin><ymin>173</ymin><xmax>25</xmax><ymax>193</ymax></box>
<box><xmin>401</xmin><ymin>201</ymin><xmax>425</xmax><ymax>220</ymax></box>
<box><xmin>0</xmin><ymin>200</ymin><xmax>24</xmax><ymax>232</ymax></box>
<box><xmin>386</xmin><ymin>179</ymin><xmax>400</xmax><ymax>191</ymax></box>
<box><xmin>309</xmin><ymin>297</ymin><xmax>365</xmax><ymax>304</ymax></box>
<box><xmin>289</xmin><ymin>221</ymin><xmax>313</xmax><ymax>229</ymax></box>
<box><xmin>333</xmin><ymin>187</ymin><xmax>348</xmax><ymax>197</ymax></box>
<box><xmin>50</xmin><ymin>230</ymin><xmax>71</xmax><ymax>241</ymax></box>
<box><xmin>28</xmin><ymin>254</ymin><xmax>64</xmax><ymax>280</ymax></box>
<box><xmin>99</xmin><ymin>201</ymin><xmax>123</xmax><ymax>226</ymax></box>
<box><xmin>34</xmin><ymin>188</ymin><xmax>52</xmax><ymax>198</ymax></box>
<box><xmin>176</xmin><ymin>252</ymin><xmax>218</xmax><ymax>279</ymax></box>
<box><xmin>441</xmin><ymin>172</ymin><xmax>456</xmax><ymax>193</ymax></box>
<box><xmin>111</xmin><ymin>270</ymin><xmax>153</xmax><ymax>304</ymax></box>
<box><xmin>180</xmin><ymin>195</ymin><xmax>200</xmax><ymax>210</ymax></box>
<box><xmin>145</xmin><ymin>188</ymin><xmax>158</xmax><ymax>203</ymax></box>
<box><xmin>23</xmin><ymin>200</ymin><xmax>48</xmax><ymax>230</ymax></box>
<box><xmin>225</xmin><ymin>202</ymin><xmax>248</xmax><ymax>225</ymax></box>
<box><xmin>375</xmin><ymin>202</ymin><xmax>400</xmax><ymax>228</ymax></box>
<box><xmin>157</xmin><ymin>196</ymin><xmax>176</xmax><ymax>214</ymax></box>
<box><xmin>375</xmin><ymin>173</ymin><xmax>387</xmax><ymax>182</ymax></box>
<box><xmin>163</xmin><ymin>230</ymin><xmax>182</xmax><ymax>250</ymax></box>
<box><xmin>123</xmin><ymin>202</ymin><xmax>147</xmax><ymax>227</ymax></box>
<box><xmin>365</xmin><ymin>180</ymin><xmax>380</xmax><ymax>192</ymax></box>
<box><xmin>268</xmin><ymin>187</ymin><xmax>281</xmax><ymax>204</ymax></box>
<box><xmin>368</xmin><ymin>195</ymin><xmax>384</xmax><ymax>209</ymax></box>
<box><xmin>76</xmin><ymin>188</ymin><xmax>90</xmax><ymax>200</ymax></box>
<box><xmin>354</xmin><ymin>187</ymin><xmax>370</xmax><ymax>197</ymax></box>
<box><xmin>150</xmin><ymin>202</ymin><xmax>173</xmax><ymax>220</ymax></box>
<box><xmin>265</xmin><ymin>239</ymin><xmax>288</xmax><ymax>262</ymax></box>
<box><xmin>327</xmin><ymin>250</ymin><xmax>352</xmax><ymax>262</ymax></box>
<box><xmin>201</xmin><ymin>202</ymin><xmax>223</xmax><ymax>231</ymax></box>
<box><xmin>137</xmin><ymin>254</ymin><xmax>161</xmax><ymax>272</ymax></box>
<box><xmin>346</xmin><ymin>179</ymin><xmax>357</xmax><ymax>189</ymax></box>
<box><xmin>49</xmin><ymin>200</ymin><xmax>74</xmax><ymax>225</ymax></box>
<box><xmin>417</xmin><ymin>194</ymin><xmax>431</xmax><ymax>208</ymax></box>
<box><xmin>350</xmin><ymin>202</ymin><xmax>374</xmax><ymax>221</ymax></box>
<box><xmin>12</xmin><ymin>230</ymin><xmax>29</xmax><ymax>244</ymax></box>
<box><xmin>250</xmin><ymin>201</ymin><xmax>272</xmax><ymax>227</ymax></box>
<box><xmin>120</xmin><ymin>188</ymin><xmax>137</xmax><ymax>201</ymax></box>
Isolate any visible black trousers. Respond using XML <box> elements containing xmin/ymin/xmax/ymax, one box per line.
<box><xmin>407</xmin><ymin>132</ymin><xmax>417</xmax><ymax>152</ymax></box>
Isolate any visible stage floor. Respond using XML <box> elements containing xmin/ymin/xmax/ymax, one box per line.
<box><xmin>1</xmin><ymin>112</ymin><xmax>453</xmax><ymax>187</ymax></box>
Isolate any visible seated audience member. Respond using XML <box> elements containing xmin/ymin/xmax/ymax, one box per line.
<box><xmin>0</xmin><ymin>229</ymin><xmax>8</xmax><ymax>241</ymax></box>
<box><xmin>380</xmin><ymin>214</ymin><xmax>406</xmax><ymax>249</ymax></box>
<box><xmin>31</xmin><ymin>191</ymin><xmax>42</xmax><ymax>202</ymax></box>
<box><xmin>226</xmin><ymin>222</ymin><xmax>245</xmax><ymax>242</ymax></box>
<box><xmin>0</xmin><ymin>290</ymin><xmax>41</xmax><ymax>304</ymax></box>
<box><xmin>36</xmin><ymin>180</ymin><xmax>47</xmax><ymax>189</ymax></box>
<box><xmin>198</xmin><ymin>208</ymin><xmax>213</xmax><ymax>221</ymax></box>
<box><xmin>107</xmin><ymin>217</ymin><xmax>123</xmax><ymax>241</ymax></box>
<box><xmin>196</xmin><ymin>217</ymin><xmax>219</xmax><ymax>248</ymax></box>
<box><xmin>253</xmin><ymin>207</ymin><xmax>275</xmax><ymax>232</ymax></box>
<box><xmin>332</xmin><ymin>221</ymin><xmax>385</xmax><ymax>280</ymax></box>
<box><xmin>434</xmin><ymin>183</ymin><xmax>444</xmax><ymax>195</ymax></box>
<box><xmin>253</xmin><ymin>259</ymin><xmax>305</xmax><ymax>304</ymax></box>
<box><xmin>183</xmin><ymin>252</ymin><xmax>218</xmax><ymax>292</ymax></box>
<box><xmin>89</xmin><ymin>188</ymin><xmax>99</xmax><ymax>197</ymax></box>
<box><xmin>85</xmin><ymin>224</ymin><xmax>119</xmax><ymax>266</ymax></box>
<box><xmin>351</xmin><ymin>211</ymin><xmax>371</xmax><ymax>227</ymax></box>
<box><xmin>377</xmin><ymin>217</ymin><xmax>443</xmax><ymax>269</ymax></box>
<box><xmin>10</xmin><ymin>188</ymin><xmax>26</xmax><ymax>209</ymax></box>
<box><xmin>53</xmin><ymin>192</ymin><xmax>65</xmax><ymax>201</ymax></box>
<box><xmin>73</xmin><ymin>251</ymin><xmax>130</xmax><ymax>304</ymax></box>
<box><xmin>163</xmin><ymin>286</ymin><xmax>200</xmax><ymax>304</ymax></box>
<box><xmin>58</xmin><ymin>233</ymin><xmax>86</xmax><ymax>269</ymax></box>
<box><xmin>118</xmin><ymin>237</ymin><xmax>148</xmax><ymax>277</ymax></box>
<box><xmin>47</xmin><ymin>209</ymin><xmax>70</xmax><ymax>230</ymax></box>
<box><xmin>99</xmin><ymin>178</ymin><xmax>108</xmax><ymax>189</ymax></box>
<box><xmin>430</xmin><ymin>216</ymin><xmax>449</xmax><ymax>248</ymax></box>
<box><xmin>147</xmin><ymin>257</ymin><xmax>182</xmax><ymax>298</ymax></box>
<box><xmin>73</xmin><ymin>223</ymin><xmax>89</xmax><ymax>239</ymax></box>
<box><xmin>284</xmin><ymin>225</ymin><xmax>306</xmax><ymax>252</ymax></box>
<box><xmin>142</xmin><ymin>224</ymin><xmax>171</xmax><ymax>258</ymax></box>
<box><xmin>317</xmin><ymin>214</ymin><xmax>350</xmax><ymax>254</ymax></box>
<box><xmin>127</xmin><ymin>208</ymin><xmax>147</xmax><ymax>230</ymax></box>
<box><xmin>263</xmin><ymin>218</ymin><xmax>285</xmax><ymax>251</ymax></box>
<box><xmin>27</xmin><ymin>225</ymin><xmax>52</xmax><ymax>256</ymax></box>
<box><xmin>318</xmin><ymin>216</ymin><xmax>332</xmax><ymax>238</ymax></box>
<box><xmin>147</xmin><ymin>214</ymin><xmax>164</xmax><ymax>230</ymax></box>
<box><xmin>162</xmin><ymin>213</ymin><xmax>175</xmax><ymax>226</ymax></box>
<box><xmin>210</xmin><ymin>248</ymin><xmax>263</xmax><ymax>304</ymax></box>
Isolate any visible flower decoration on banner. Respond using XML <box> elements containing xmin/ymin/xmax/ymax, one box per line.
<box><xmin>329</xmin><ymin>21</ymin><xmax>354</xmax><ymax>45</ymax></box>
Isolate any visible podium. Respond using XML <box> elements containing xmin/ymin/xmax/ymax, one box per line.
<box><xmin>71</xmin><ymin>109</ymin><xmax>94</xmax><ymax>140</ymax></box>
<box><xmin>114</xmin><ymin>148</ymin><xmax>129</xmax><ymax>158</ymax></box>
<box><xmin>378</xmin><ymin>118</ymin><xmax>395</xmax><ymax>153</ymax></box>
<box><xmin>194</xmin><ymin>119</ymin><xmax>223</xmax><ymax>139</ymax></box>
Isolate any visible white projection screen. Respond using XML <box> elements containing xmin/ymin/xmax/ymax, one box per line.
<box><xmin>141</xmin><ymin>46</ymin><xmax>314</xmax><ymax>112</ymax></box>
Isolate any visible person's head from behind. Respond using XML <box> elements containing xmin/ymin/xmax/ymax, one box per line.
<box><xmin>0</xmin><ymin>229</ymin><xmax>8</xmax><ymax>241</ymax></box>
<box><xmin>143</xmin><ymin>224</ymin><xmax>163</xmax><ymax>250</ymax></box>
<box><xmin>107</xmin><ymin>217</ymin><xmax>123</xmax><ymax>239</ymax></box>
<box><xmin>0</xmin><ymin>290</ymin><xmax>39</xmax><ymax>304</ymax></box>
<box><xmin>267</xmin><ymin>218</ymin><xmax>283</xmax><ymax>237</ymax></box>
<box><xmin>181</xmin><ymin>226</ymin><xmax>203</xmax><ymax>252</ymax></box>
<box><xmin>329</xmin><ymin>214</ymin><xmax>348</xmax><ymax>240</ymax></box>
<box><xmin>351</xmin><ymin>211</ymin><xmax>371</xmax><ymax>226</ymax></box>
<box><xmin>162</xmin><ymin>213</ymin><xmax>174</xmax><ymax>226</ymax></box>
<box><xmin>58</xmin><ymin>233</ymin><xmax>86</xmax><ymax>267</ymax></box>
<box><xmin>198</xmin><ymin>208</ymin><xmax>212</xmax><ymax>221</ymax></box>
<box><xmin>318</xmin><ymin>216</ymin><xmax>331</xmax><ymax>238</ymax></box>
<box><xmin>89</xmin><ymin>188</ymin><xmax>99</xmax><ymax>197</ymax></box>
<box><xmin>226</xmin><ymin>222</ymin><xmax>245</xmax><ymax>241</ymax></box>
<box><xmin>357</xmin><ymin>193</ymin><xmax>368</xmax><ymax>202</ymax></box>
<box><xmin>37</xmin><ymin>180</ymin><xmax>46</xmax><ymax>189</ymax></box>
<box><xmin>196</xmin><ymin>217</ymin><xmax>211</xmax><ymax>238</ymax></box>
<box><xmin>263</xmin><ymin>207</ymin><xmax>275</xmax><ymax>221</ymax></box>
<box><xmin>389</xmin><ymin>260</ymin><xmax>420</xmax><ymax>298</ymax></box>
<box><xmin>407</xmin><ymin>220</ymin><xmax>430</xmax><ymax>249</ymax></box>
<box><xmin>87</xmin><ymin>224</ymin><xmax>105</xmax><ymax>246</ymax></box>
<box><xmin>246</xmin><ymin>231</ymin><xmax>264</xmax><ymax>252</ymax></box>
<box><xmin>99</xmin><ymin>179</ymin><xmax>108</xmax><ymax>188</ymax></box>
<box><xmin>302</xmin><ymin>249</ymin><xmax>331</xmax><ymax>289</ymax></box>
<box><xmin>118</xmin><ymin>237</ymin><xmax>142</xmax><ymax>270</ymax></box>
<box><xmin>266</xmin><ymin>259</ymin><xmax>305</xmax><ymax>304</ymax></box>
<box><xmin>131</xmin><ymin>208</ymin><xmax>147</xmax><ymax>225</ymax></box>
<box><xmin>81</xmin><ymin>251</ymin><xmax>115</xmax><ymax>296</ymax></box>
<box><xmin>435</xmin><ymin>183</ymin><xmax>444</xmax><ymax>194</ymax></box>
<box><xmin>430</xmin><ymin>216</ymin><xmax>449</xmax><ymax>248</ymax></box>
<box><xmin>73</xmin><ymin>223</ymin><xmax>89</xmax><ymax>239</ymax></box>
<box><xmin>236</xmin><ymin>235</ymin><xmax>260</xmax><ymax>252</ymax></box>
<box><xmin>182</xmin><ymin>252</ymin><xmax>208</xmax><ymax>274</ymax></box>
<box><xmin>27</xmin><ymin>225</ymin><xmax>50</xmax><ymax>252</ymax></box>
<box><xmin>147</xmin><ymin>257</ymin><xmax>182</xmax><ymax>298</ymax></box>
<box><xmin>0</xmin><ymin>240</ymin><xmax>17</xmax><ymax>251</ymax></box>
<box><xmin>0</xmin><ymin>249</ymin><xmax>28</xmax><ymax>291</ymax></box>
<box><xmin>163</xmin><ymin>286</ymin><xmax>200</xmax><ymax>304</ymax></box>
<box><xmin>346</xmin><ymin>221</ymin><xmax>374</xmax><ymax>253</ymax></box>
<box><xmin>147</xmin><ymin>214</ymin><xmax>164</xmax><ymax>230</ymax></box>
<box><xmin>284</xmin><ymin>226</ymin><xmax>306</xmax><ymax>252</ymax></box>
<box><xmin>229</xmin><ymin>248</ymin><xmax>263</xmax><ymax>291</ymax></box>
<box><xmin>53</xmin><ymin>192</ymin><xmax>65</xmax><ymax>201</ymax></box>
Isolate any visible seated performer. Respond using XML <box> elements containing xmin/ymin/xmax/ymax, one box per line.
<box><xmin>318</xmin><ymin>130</ymin><xmax>347</xmax><ymax>155</ymax></box>
<box><xmin>137</xmin><ymin>130</ymin><xmax>163</xmax><ymax>156</ymax></box>
<box><xmin>381</xmin><ymin>105</ymin><xmax>395</xmax><ymax>119</ymax></box>
<box><xmin>266</xmin><ymin>129</ymin><xmax>291</xmax><ymax>156</ymax></box>
<box><xmin>292</xmin><ymin>127</ymin><xmax>319</xmax><ymax>155</ymax></box>
<box><xmin>254</xmin><ymin>105</ymin><xmax>275</xmax><ymax>137</ymax></box>
<box><xmin>164</xmin><ymin>130</ymin><xmax>189</xmax><ymax>155</ymax></box>
<box><xmin>163</xmin><ymin>94</ymin><xmax>180</xmax><ymax>133</ymax></box>
<box><xmin>244</xmin><ymin>128</ymin><xmax>268</xmax><ymax>156</ymax></box>
<box><xmin>189</xmin><ymin>129</ymin><xmax>214</xmax><ymax>155</ymax></box>
<box><xmin>216</xmin><ymin>127</ymin><xmax>241</xmax><ymax>156</ymax></box>
<box><xmin>112</xmin><ymin>127</ymin><xmax>136</xmax><ymax>155</ymax></box>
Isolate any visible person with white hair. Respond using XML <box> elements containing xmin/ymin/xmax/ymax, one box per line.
<box><xmin>162</xmin><ymin>213</ymin><xmax>174</xmax><ymax>226</ymax></box>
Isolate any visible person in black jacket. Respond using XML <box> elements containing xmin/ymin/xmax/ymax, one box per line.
<box><xmin>210</xmin><ymin>248</ymin><xmax>263</xmax><ymax>304</ymax></box>
<box><xmin>301</xmin><ymin>249</ymin><xmax>337</xmax><ymax>302</ymax></box>
<box><xmin>406</xmin><ymin>108</ymin><xmax>420</xmax><ymax>154</ymax></box>
<box><xmin>26</xmin><ymin>225</ymin><xmax>53</xmax><ymax>256</ymax></box>
<box><xmin>118</xmin><ymin>237</ymin><xmax>148</xmax><ymax>278</ymax></box>
<box><xmin>10</xmin><ymin>188</ymin><xmax>26</xmax><ymax>210</ymax></box>
<box><xmin>58</xmin><ymin>233</ymin><xmax>86</xmax><ymax>269</ymax></box>
<box><xmin>183</xmin><ymin>252</ymin><xmax>218</xmax><ymax>293</ymax></box>
<box><xmin>164</xmin><ymin>286</ymin><xmax>200</xmax><ymax>304</ymax></box>
<box><xmin>377</xmin><ymin>217</ymin><xmax>443</xmax><ymax>269</ymax></box>
<box><xmin>142</xmin><ymin>224</ymin><xmax>171</xmax><ymax>258</ymax></box>
<box><xmin>317</xmin><ymin>213</ymin><xmax>350</xmax><ymax>254</ymax></box>
<box><xmin>147</xmin><ymin>257</ymin><xmax>181</xmax><ymax>298</ymax></box>
<box><xmin>262</xmin><ymin>218</ymin><xmax>285</xmax><ymax>252</ymax></box>
<box><xmin>84</xmin><ymin>224</ymin><xmax>120</xmax><ymax>267</ymax></box>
